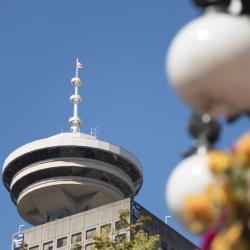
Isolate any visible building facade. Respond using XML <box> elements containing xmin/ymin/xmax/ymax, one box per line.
<box><xmin>12</xmin><ymin>198</ymin><xmax>197</xmax><ymax>250</ymax></box>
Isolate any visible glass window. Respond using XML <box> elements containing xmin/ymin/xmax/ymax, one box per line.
<box><xmin>43</xmin><ymin>241</ymin><xmax>53</xmax><ymax>250</ymax></box>
<box><xmin>85</xmin><ymin>243</ymin><xmax>94</xmax><ymax>250</ymax></box>
<box><xmin>100</xmin><ymin>224</ymin><xmax>111</xmax><ymax>234</ymax></box>
<box><xmin>57</xmin><ymin>237</ymin><xmax>67</xmax><ymax>248</ymax></box>
<box><xmin>86</xmin><ymin>228</ymin><xmax>96</xmax><ymax>240</ymax></box>
<box><xmin>115</xmin><ymin>221</ymin><xmax>125</xmax><ymax>231</ymax></box>
<box><xmin>29</xmin><ymin>246</ymin><xmax>39</xmax><ymax>250</ymax></box>
<box><xmin>115</xmin><ymin>234</ymin><xmax>126</xmax><ymax>244</ymax></box>
<box><xmin>71</xmin><ymin>232</ymin><xmax>82</xmax><ymax>244</ymax></box>
<box><xmin>8</xmin><ymin>146</ymin><xmax>141</xmax><ymax>203</ymax></box>
<box><xmin>12</xmin><ymin>165</ymin><xmax>133</xmax><ymax>203</ymax></box>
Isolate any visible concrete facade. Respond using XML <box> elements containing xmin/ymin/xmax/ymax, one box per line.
<box><xmin>13</xmin><ymin>198</ymin><xmax>197</xmax><ymax>250</ymax></box>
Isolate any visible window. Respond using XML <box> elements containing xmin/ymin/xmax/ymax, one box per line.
<box><xmin>43</xmin><ymin>241</ymin><xmax>53</xmax><ymax>250</ymax></box>
<box><xmin>86</xmin><ymin>228</ymin><xmax>96</xmax><ymax>240</ymax></box>
<box><xmin>100</xmin><ymin>224</ymin><xmax>111</xmax><ymax>234</ymax></box>
<box><xmin>57</xmin><ymin>237</ymin><xmax>67</xmax><ymax>248</ymax></box>
<box><xmin>9</xmin><ymin>146</ymin><xmax>140</xmax><ymax>203</ymax></box>
<box><xmin>71</xmin><ymin>232</ymin><xmax>82</xmax><ymax>244</ymax></box>
<box><xmin>115</xmin><ymin>234</ymin><xmax>126</xmax><ymax>244</ymax></box>
<box><xmin>29</xmin><ymin>246</ymin><xmax>39</xmax><ymax>250</ymax></box>
<box><xmin>115</xmin><ymin>221</ymin><xmax>125</xmax><ymax>231</ymax></box>
<box><xmin>85</xmin><ymin>243</ymin><xmax>94</xmax><ymax>250</ymax></box>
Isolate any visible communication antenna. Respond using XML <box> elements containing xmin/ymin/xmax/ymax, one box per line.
<box><xmin>69</xmin><ymin>58</ymin><xmax>83</xmax><ymax>133</ymax></box>
<box><xmin>90</xmin><ymin>126</ymin><xmax>99</xmax><ymax>138</ymax></box>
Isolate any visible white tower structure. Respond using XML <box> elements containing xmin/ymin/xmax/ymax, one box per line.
<box><xmin>2</xmin><ymin>59</ymin><xmax>143</xmax><ymax>226</ymax></box>
<box><xmin>69</xmin><ymin>58</ymin><xmax>83</xmax><ymax>133</ymax></box>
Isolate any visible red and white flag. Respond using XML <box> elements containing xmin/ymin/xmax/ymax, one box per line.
<box><xmin>76</xmin><ymin>59</ymin><xmax>83</xmax><ymax>69</ymax></box>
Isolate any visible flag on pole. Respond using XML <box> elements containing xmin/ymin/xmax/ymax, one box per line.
<box><xmin>76</xmin><ymin>58</ymin><xmax>83</xmax><ymax>69</ymax></box>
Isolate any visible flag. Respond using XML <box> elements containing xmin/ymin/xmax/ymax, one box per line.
<box><xmin>76</xmin><ymin>59</ymin><xmax>83</xmax><ymax>69</ymax></box>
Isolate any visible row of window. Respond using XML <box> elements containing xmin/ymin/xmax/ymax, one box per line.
<box><xmin>28</xmin><ymin>235</ymin><xmax>126</xmax><ymax>250</ymax></box>
<box><xmin>11</xmin><ymin>165</ymin><xmax>133</xmax><ymax>203</ymax></box>
<box><xmin>26</xmin><ymin>221</ymin><xmax>126</xmax><ymax>250</ymax></box>
<box><xmin>27</xmin><ymin>231</ymin><xmax>172</xmax><ymax>250</ymax></box>
<box><xmin>29</xmin><ymin>241</ymin><xmax>95</xmax><ymax>250</ymax></box>
<box><xmin>29</xmin><ymin>238</ymin><xmax>170</xmax><ymax>250</ymax></box>
<box><xmin>4</xmin><ymin>146</ymin><xmax>142</xmax><ymax>189</ymax></box>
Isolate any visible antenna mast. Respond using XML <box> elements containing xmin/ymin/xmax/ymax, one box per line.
<box><xmin>69</xmin><ymin>58</ymin><xmax>83</xmax><ymax>133</ymax></box>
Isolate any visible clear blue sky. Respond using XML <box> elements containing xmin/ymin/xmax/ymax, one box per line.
<box><xmin>1</xmin><ymin>1</ymin><xmax>249</xmax><ymax>249</ymax></box>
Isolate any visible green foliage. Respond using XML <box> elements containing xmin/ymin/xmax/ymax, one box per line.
<box><xmin>70</xmin><ymin>234</ymin><xmax>82</xmax><ymax>250</ymax></box>
<box><xmin>19</xmin><ymin>243</ymin><xmax>28</xmax><ymax>250</ymax></box>
<box><xmin>70</xmin><ymin>242</ymin><xmax>82</xmax><ymax>250</ymax></box>
<box><xmin>93</xmin><ymin>210</ymin><xmax>161</xmax><ymax>250</ymax></box>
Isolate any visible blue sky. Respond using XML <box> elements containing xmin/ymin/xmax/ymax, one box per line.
<box><xmin>1</xmin><ymin>1</ymin><xmax>249</xmax><ymax>249</ymax></box>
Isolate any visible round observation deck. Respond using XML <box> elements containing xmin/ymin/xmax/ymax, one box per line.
<box><xmin>2</xmin><ymin>132</ymin><xmax>143</xmax><ymax>225</ymax></box>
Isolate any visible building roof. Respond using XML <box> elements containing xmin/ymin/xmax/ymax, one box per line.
<box><xmin>3</xmin><ymin>132</ymin><xmax>143</xmax><ymax>174</ymax></box>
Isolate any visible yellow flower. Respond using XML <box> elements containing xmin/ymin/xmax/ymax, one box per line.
<box><xmin>231</xmin><ymin>154</ymin><xmax>248</xmax><ymax>168</ymax></box>
<box><xmin>208</xmin><ymin>151</ymin><xmax>233</xmax><ymax>175</ymax></box>
<box><xmin>185</xmin><ymin>194</ymin><xmax>215</xmax><ymax>234</ymax></box>
<box><xmin>210</xmin><ymin>233</ymin><xmax>228</xmax><ymax>250</ymax></box>
<box><xmin>210</xmin><ymin>222</ymin><xmax>244</xmax><ymax>250</ymax></box>
<box><xmin>235</xmin><ymin>133</ymin><xmax>250</xmax><ymax>158</ymax></box>
<box><xmin>184</xmin><ymin>182</ymin><xmax>229</xmax><ymax>234</ymax></box>
<box><xmin>206</xmin><ymin>183</ymin><xmax>229</xmax><ymax>206</ymax></box>
<box><xmin>186</xmin><ymin>195</ymin><xmax>213</xmax><ymax>220</ymax></box>
<box><xmin>226</xmin><ymin>222</ymin><xmax>242</xmax><ymax>245</ymax></box>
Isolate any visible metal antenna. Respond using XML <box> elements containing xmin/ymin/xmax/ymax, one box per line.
<box><xmin>93</xmin><ymin>126</ymin><xmax>99</xmax><ymax>138</ymax></box>
<box><xmin>90</xmin><ymin>126</ymin><xmax>99</xmax><ymax>138</ymax></box>
<box><xmin>69</xmin><ymin>58</ymin><xmax>83</xmax><ymax>133</ymax></box>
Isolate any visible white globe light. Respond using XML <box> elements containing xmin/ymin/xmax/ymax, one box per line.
<box><xmin>167</xmin><ymin>10</ymin><xmax>250</xmax><ymax>118</ymax></box>
<box><xmin>166</xmin><ymin>152</ymin><xmax>213</xmax><ymax>232</ymax></box>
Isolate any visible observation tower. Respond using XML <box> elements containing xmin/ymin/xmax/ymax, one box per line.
<box><xmin>2</xmin><ymin>59</ymin><xmax>143</xmax><ymax>226</ymax></box>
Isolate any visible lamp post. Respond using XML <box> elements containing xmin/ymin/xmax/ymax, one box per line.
<box><xmin>167</xmin><ymin>0</ymin><xmax>250</xmax><ymax>119</ymax></box>
<box><xmin>165</xmin><ymin>216</ymin><xmax>171</xmax><ymax>224</ymax></box>
<box><xmin>166</xmin><ymin>0</ymin><xmax>241</xmax><ymax>231</ymax></box>
<box><xmin>166</xmin><ymin>113</ymin><xmax>220</xmax><ymax>233</ymax></box>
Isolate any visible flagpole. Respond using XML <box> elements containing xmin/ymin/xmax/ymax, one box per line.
<box><xmin>69</xmin><ymin>58</ymin><xmax>83</xmax><ymax>133</ymax></box>
<box><xmin>74</xmin><ymin>58</ymin><xmax>79</xmax><ymax>118</ymax></box>
<box><xmin>75</xmin><ymin>58</ymin><xmax>79</xmax><ymax>78</ymax></box>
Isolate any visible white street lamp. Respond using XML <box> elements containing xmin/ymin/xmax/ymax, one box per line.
<box><xmin>167</xmin><ymin>5</ymin><xmax>250</xmax><ymax>119</ymax></box>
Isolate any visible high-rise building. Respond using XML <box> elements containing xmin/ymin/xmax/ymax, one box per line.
<box><xmin>11</xmin><ymin>199</ymin><xmax>197</xmax><ymax>250</ymax></box>
<box><xmin>2</xmin><ymin>61</ymin><xmax>197</xmax><ymax>250</ymax></box>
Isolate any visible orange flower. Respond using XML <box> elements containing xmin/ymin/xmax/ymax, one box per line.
<box><xmin>235</xmin><ymin>133</ymin><xmax>250</xmax><ymax>158</ymax></box>
<box><xmin>185</xmin><ymin>194</ymin><xmax>215</xmax><ymax>233</ymax></box>
<box><xmin>226</xmin><ymin>222</ymin><xmax>242</xmax><ymax>245</ymax></box>
<box><xmin>186</xmin><ymin>195</ymin><xmax>211</xmax><ymax>219</ymax></box>
<box><xmin>208</xmin><ymin>151</ymin><xmax>233</xmax><ymax>175</ymax></box>
<box><xmin>231</xmin><ymin>154</ymin><xmax>248</xmax><ymax>168</ymax></box>
<box><xmin>206</xmin><ymin>183</ymin><xmax>229</xmax><ymax>206</ymax></box>
<box><xmin>210</xmin><ymin>222</ymin><xmax>245</xmax><ymax>250</ymax></box>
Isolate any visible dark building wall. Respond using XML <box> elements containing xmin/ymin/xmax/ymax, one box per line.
<box><xmin>131</xmin><ymin>200</ymin><xmax>197</xmax><ymax>250</ymax></box>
